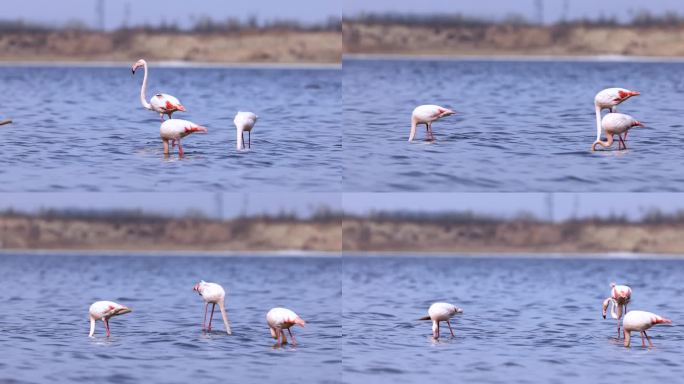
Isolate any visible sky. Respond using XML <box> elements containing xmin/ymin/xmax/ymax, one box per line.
<box><xmin>2</xmin><ymin>0</ymin><xmax>340</xmax><ymax>30</ymax></box>
<box><xmin>344</xmin><ymin>0</ymin><xmax>683</xmax><ymax>23</ymax></box>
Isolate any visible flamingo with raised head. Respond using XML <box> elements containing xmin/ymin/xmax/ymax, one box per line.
<box><xmin>602</xmin><ymin>283</ymin><xmax>632</xmax><ymax>338</ymax></box>
<box><xmin>88</xmin><ymin>301</ymin><xmax>131</xmax><ymax>337</ymax></box>
<box><xmin>193</xmin><ymin>280</ymin><xmax>232</xmax><ymax>334</ymax></box>
<box><xmin>160</xmin><ymin>119</ymin><xmax>207</xmax><ymax>156</ymax></box>
<box><xmin>419</xmin><ymin>302</ymin><xmax>463</xmax><ymax>339</ymax></box>
<box><xmin>623</xmin><ymin>310</ymin><xmax>671</xmax><ymax>347</ymax></box>
<box><xmin>409</xmin><ymin>105</ymin><xmax>455</xmax><ymax>142</ymax></box>
<box><xmin>132</xmin><ymin>59</ymin><xmax>186</xmax><ymax>121</ymax></box>
<box><xmin>234</xmin><ymin>112</ymin><xmax>258</xmax><ymax>150</ymax></box>
<box><xmin>266</xmin><ymin>307</ymin><xmax>306</xmax><ymax>346</ymax></box>
<box><xmin>594</xmin><ymin>88</ymin><xmax>640</xmax><ymax>141</ymax></box>
<box><xmin>592</xmin><ymin>113</ymin><xmax>644</xmax><ymax>151</ymax></box>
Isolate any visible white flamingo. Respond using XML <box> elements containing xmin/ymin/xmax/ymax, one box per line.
<box><xmin>594</xmin><ymin>88</ymin><xmax>640</xmax><ymax>141</ymax></box>
<box><xmin>234</xmin><ymin>112</ymin><xmax>258</xmax><ymax>150</ymax></box>
<box><xmin>88</xmin><ymin>301</ymin><xmax>131</xmax><ymax>337</ymax></box>
<box><xmin>419</xmin><ymin>302</ymin><xmax>463</xmax><ymax>339</ymax></box>
<box><xmin>132</xmin><ymin>59</ymin><xmax>186</xmax><ymax>121</ymax></box>
<box><xmin>592</xmin><ymin>113</ymin><xmax>644</xmax><ymax>151</ymax></box>
<box><xmin>623</xmin><ymin>310</ymin><xmax>671</xmax><ymax>348</ymax></box>
<box><xmin>602</xmin><ymin>283</ymin><xmax>632</xmax><ymax>338</ymax></box>
<box><xmin>409</xmin><ymin>105</ymin><xmax>455</xmax><ymax>142</ymax></box>
<box><xmin>160</xmin><ymin>119</ymin><xmax>207</xmax><ymax>156</ymax></box>
<box><xmin>266</xmin><ymin>307</ymin><xmax>306</xmax><ymax>346</ymax></box>
<box><xmin>192</xmin><ymin>280</ymin><xmax>232</xmax><ymax>334</ymax></box>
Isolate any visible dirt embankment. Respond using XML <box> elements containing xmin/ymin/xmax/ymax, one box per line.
<box><xmin>343</xmin><ymin>219</ymin><xmax>684</xmax><ymax>254</ymax></box>
<box><xmin>0</xmin><ymin>30</ymin><xmax>341</xmax><ymax>64</ymax></box>
<box><xmin>0</xmin><ymin>216</ymin><xmax>341</xmax><ymax>252</ymax></box>
<box><xmin>343</xmin><ymin>22</ymin><xmax>684</xmax><ymax>57</ymax></box>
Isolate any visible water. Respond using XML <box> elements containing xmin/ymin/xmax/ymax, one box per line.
<box><xmin>0</xmin><ymin>254</ymin><xmax>341</xmax><ymax>383</ymax></box>
<box><xmin>343</xmin><ymin>58</ymin><xmax>684</xmax><ymax>191</ymax></box>
<box><xmin>0</xmin><ymin>65</ymin><xmax>341</xmax><ymax>191</ymax></box>
<box><xmin>343</xmin><ymin>256</ymin><xmax>684</xmax><ymax>384</ymax></box>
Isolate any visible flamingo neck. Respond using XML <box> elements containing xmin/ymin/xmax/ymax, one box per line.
<box><xmin>236</xmin><ymin>126</ymin><xmax>244</xmax><ymax>150</ymax></box>
<box><xmin>140</xmin><ymin>62</ymin><xmax>152</xmax><ymax>110</ymax></box>
<box><xmin>592</xmin><ymin>133</ymin><xmax>613</xmax><ymax>151</ymax></box>
<box><xmin>89</xmin><ymin>316</ymin><xmax>95</xmax><ymax>337</ymax></box>
<box><xmin>409</xmin><ymin>119</ymin><xmax>417</xmax><ymax>142</ymax></box>
<box><xmin>595</xmin><ymin>105</ymin><xmax>602</xmax><ymax>141</ymax></box>
<box><xmin>623</xmin><ymin>329</ymin><xmax>631</xmax><ymax>347</ymax></box>
<box><xmin>218</xmin><ymin>301</ymin><xmax>232</xmax><ymax>335</ymax></box>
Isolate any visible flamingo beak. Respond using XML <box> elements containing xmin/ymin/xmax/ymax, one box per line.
<box><xmin>295</xmin><ymin>317</ymin><xmax>306</xmax><ymax>327</ymax></box>
<box><xmin>131</xmin><ymin>68</ymin><xmax>136</xmax><ymax>75</ymax></box>
<box><xmin>116</xmin><ymin>306</ymin><xmax>132</xmax><ymax>316</ymax></box>
<box><xmin>177</xmin><ymin>105</ymin><xmax>186</xmax><ymax>112</ymax></box>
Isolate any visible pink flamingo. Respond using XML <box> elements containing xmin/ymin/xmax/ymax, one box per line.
<box><xmin>267</xmin><ymin>307</ymin><xmax>306</xmax><ymax>346</ymax></box>
<box><xmin>623</xmin><ymin>310</ymin><xmax>671</xmax><ymax>347</ymax></box>
<box><xmin>160</xmin><ymin>119</ymin><xmax>207</xmax><ymax>157</ymax></box>
<box><xmin>409</xmin><ymin>105</ymin><xmax>455</xmax><ymax>142</ymax></box>
<box><xmin>419</xmin><ymin>302</ymin><xmax>463</xmax><ymax>339</ymax></box>
<box><xmin>592</xmin><ymin>113</ymin><xmax>644</xmax><ymax>151</ymax></box>
<box><xmin>88</xmin><ymin>301</ymin><xmax>131</xmax><ymax>337</ymax></box>
<box><xmin>234</xmin><ymin>111</ymin><xmax>258</xmax><ymax>150</ymax></box>
<box><xmin>594</xmin><ymin>88</ymin><xmax>640</xmax><ymax>141</ymax></box>
<box><xmin>602</xmin><ymin>283</ymin><xmax>632</xmax><ymax>338</ymax></box>
<box><xmin>132</xmin><ymin>59</ymin><xmax>186</xmax><ymax>121</ymax></box>
<box><xmin>193</xmin><ymin>280</ymin><xmax>232</xmax><ymax>334</ymax></box>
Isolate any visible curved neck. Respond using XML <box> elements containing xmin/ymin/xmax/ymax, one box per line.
<box><xmin>139</xmin><ymin>62</ymin><xmax>152</xmax><ymax>110</ymax></box>
<box><xmin>409</xmin><ymin>119</ymin><xmax>417</xmax><ymax>142</ymax></box>
<box><xmin>89</xmin><ymin>316</ymin><xmax>95</xmax><ymax>337</ymax></box>
<box><xmin>218</xmin><ymin>301</ymin><xmax>231</xmax><ymax>334</ymax></box>
<box><xmin>595</xmin><ymin>105</ymin><xmax>602</xmax><ymax>141</ymax></box>
<box><xmin>592</xmin><ymin>134</ymin><xmax>613</xmax><ymax>151</ymax></box>
<box><xmin>236</xmin><ymin>127</ymin><xmax>244</xmax><ymax>150</ymax></box>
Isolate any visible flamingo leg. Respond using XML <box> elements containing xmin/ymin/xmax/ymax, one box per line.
<box><xmin>446</xmin><ymin>320</ymin><xmax>455</xmax><ymax>337</ymax></box>
<box><xmin>104</xmin><ymin>319</ymin><xmax>110</xmax><ymax>337</ymax></box>
<box><xmin>618</xmin><ymin>134</ymin><xmax>627</xmax><ymax>150</ymax></box>
<box><xmin>640</xmin><ymin>331</ymin><xmax>646</xmax><ymax>347</ymax></box>
<box><xmin>624</xmin><ymin>131</ymin><xmax>629</xmax><ymax>142</ymax></box>
<box><xmin>617</xmin><ymin>321</ymin><xmax>621</xmax><ymax>339</ymax></box>
<box><xmin>277</xmin><ymin>329</ymin><xmax>283</xmax><ymax>346</ymax></box>
<box><xmin>208</xmin><ymin>303</ymin><xmax>215</xmax><ymax>331</ymax></box>
<box><xmin>178</xmin><ymin>140</ymin><xmax>184</xmax><ymax>157</ymax></box>
<box><xmin>202</xmin><ymin>303</ymin><xmax>208</xmax><ymax>331</ymax></box>
<box><xmin>434</xmin><ymin>321</ymin><xmax>440</xmax><ymax>339</ymax></box>
<box><xmin>288</xmin><ymin>328</ymin><xmax>297</xmax><ymax>345</ymax></box>
<box><xmin>160</xmin><ymin>114</ymin><xmax>165</xmax><ymax>122</ymax></box>
<box><xmin>428</xmin><ymin>123</ymin><xmax>435</xmax><ymax>140</ymax></box>
<box><xmin>163</xmin><ymin>139</ymin><xmax>169</xmax><ymax>155</ymax></box>
<box><xmin>248</xmin><ymin>131</ymin><xmax>251</xmax><ymax>148</ymax></box>
<box><xmin>644</xmin><ymin>331</ymin><xmax>653</xmax><ymax>347</ymax></box>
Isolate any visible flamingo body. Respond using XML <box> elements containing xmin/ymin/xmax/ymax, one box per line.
<box><xmin>623</xmin><ymin>310</ymin><xmax>671</xmax><ymax>347</ymax></box>
<box><xmin>594</xmin><ymin>88</ymin><xmax>639</xmax><ymax>141</ymax></box>
<box><xmin>88</xmin><ymin>301</ymin><xmax>131</xmax><ymax>337</ymax></box>
<box><xmin>132</xmin><ymin>59</ymin><xmax>186</xmax><ymax>121</ymax></box>
<box><xmin>266</xmin><ymin>307</ymin><xmax>306</xmax><ymax>346</ymax></box>
<box><xmin>409</xmin><ymin>105</ymin><xmax>455</xmax><ymax>142</ymax></box>
<box><xmin>592</xmin><ymin>113</ymin><xmax>643</xmax><ymax>151</ymax></box>
<box><xmin>419</xmin><ymin>302</ymin><xmax>463</xmax><ymax>339</ymax></box>
<box><xmin>160</xmin><ymin>119</ymin><xmax>207</xmax><ymax>156</ymax></box>
<box><xmin>193</xmin><ymin>280</ymin><xmax>232</xmax><ymax>334</ymax></box>
<box><xmin>234</xmin><ymin>111</ymin><xmax>258</xmax><ymax>150</ymax></box>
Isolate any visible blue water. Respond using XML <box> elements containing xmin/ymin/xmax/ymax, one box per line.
<box><xmin>343</xmin><ymin>256</ymin><xmax>684</xmax><ymax>384</ymax></box>
<box><xmin>0</xmin><ymin>65</ymin><xmax>341</xmax><ymax>191</ymax></box>
<box><xmin>0</xmin><ymin>254</ymin><xmax>341</xmax><ymax>383</ymax></box>
<box><xmin>343</xmin><ymin>58</ymin><xmax>684</xmax><ymax>191</ymax></box>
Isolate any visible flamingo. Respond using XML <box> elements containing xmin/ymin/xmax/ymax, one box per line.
<box><xmin>622</xmin><ymin>310</ymin><xmax>671</xmax><ymax>348</ymax></box>
<box><xmin>594</xmin><ymin>88</ymin><xmax>640</xmax><ymax>141</ymax></box>
<box><xmin>88</xmin><ymin>301</ymin><xmax>131</xmax><ymax>337</ymax></box>
<box><xmin>193</xmin><ymin>280</ymin><xmax>232</xmax><ymax>334</ymax></box>
<box><xmin>132</xmin><ymin>59</ymin><xmax>186</xmax><ymax>121</ymax></box>
<box><xmin>409</xmin><ymin>105</ymin><xmax>455</xmax><ymax>142</ymax></box>
<box><xmin>419</xmin><ymin>302</ymin><xmax>463</xmax><ymax>339</ymax></box>
<box><xmin>602</xmin><ymin>283</ymin><xmax>632</xmax><ymax>338</ymax></box>
<box><xmin>592</xmin><ymin>113</ymin><xmax>644</xmax><ymax>151</ymax></box>
<box><xmin>160</xmin><ymin>119</ymin><xmax>207</xmax><ymax>157</ymax></box>
<box><xmin>266</xmin><ymin>307</ymin><xmax>306</xmax><ymax>346</ymax></box>
<box><xmin>234</xmin><ymin>112</ymin><xmax>258</xmax><ymax>150</ymax></box>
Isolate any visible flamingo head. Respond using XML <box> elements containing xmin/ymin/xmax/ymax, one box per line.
<box><xmin>439</xmin><ymin>108</ymin><xmax>456</xmax><ymax>118</ymax></box>
<box><xmin>111</xmin><ymin>305</ymin><xmax>132</xmax><ymax>317</ymax></box>
<box><xmin>176</xmin><ymin>104</ymin><xmax>186</xmax><ymax>112</ymax></box>
<box><xmin>616</xmin><ymin>90</ymin><xmax>640</xmax><ymax>102</ymax></box>
<box><xmin>131</xmin><ymin>59</ymin><xmax>146</xmax><ymax>74</ymax></box>
<box><xmin>632</xmin><ymin>120</ymin><xmax>645</xmax><ymax>128</ymax></box>
<box><xmin>192</xmin><ymin>280</ymin><xmax>205</xmax><ymax>294</ymax></box>
<box><xmin>293</xmin><ymin>317</ymin><xmax>306</xmax><ymax>327</ymax></box>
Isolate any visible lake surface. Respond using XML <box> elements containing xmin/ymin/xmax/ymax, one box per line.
<box><xmin>343</xmin><ymin>256</ymin><xmax>684</xmax><ymax>384</ymax></box>
<box><xmin>343</xmin><ymin>58</ymin><xmax>684</xmax><ymax>191</ymax></box>
<box><xmin>0</xmin><ymin>254</ymin><xmax>341</xmax><ymax>384</ymax></box>
<box><xmin>0</xmin><ymin>65</ymin><xmax>341</xmax><ymax>191</ymax></box>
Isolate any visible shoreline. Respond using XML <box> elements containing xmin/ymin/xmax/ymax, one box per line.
<box><xmin>0</xmin><ymin>248</ymin><xmax>341</xmax><ymax>258</ymax></box>
<box><xmin>0</xmin><ymin>60</ymin><xmax>341</xmax><ymax>69</ymax></box>
<box><xmin>344</xmin><ymin>53</ymin><xmax>684</xmax><ymax>63</ymax></box>
<box><xmin>342</xmin><ymin>251</ymin><xmax>684</xmax><ymax>260</ymax></box>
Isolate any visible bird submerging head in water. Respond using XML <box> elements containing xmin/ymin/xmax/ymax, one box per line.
<box><xmin>419</xmin><ymin>302</ymin><xmax>463</xmax><ymax>339</ymax></box>
<box><xmin>592</xmin><ymin>113</ymin><xmax>644</xmax><ymax>151</ymax></box>
<box><xmin>234</xmin><ymin>111</ymin><xmax>258</xmax><ymax>150</ymax></box>
<box><xmin>602</xmin><ymin>283</ymin><xmax>632</xmax><ymax>338</ymax></box>
<box><xmin>192</xmin><ymin>280</ymin><xmax>232</xmax><ymax>334</ymax></box>
<box><xmin>132</xmin><ymin>59</ymin><xmax>186</xmax><ymax>121</ymax></box>
<box><xmin>594</xmin><ymin>88</ymin><xmax>640</xmax><ymax>141</ymax></box>
<box><xmin>622</xmin><ymin>310</ymin><xmax>671</xmax><ymax>348</ymax></box>
<box><xmin>267</xmin><ymin>307</ymin><xmax>306</xmax><ymax>346</ymax></box>
<box><xmin>88</xmin><ymin>301</ymin><xmax>131</xmax><ymax>337</ymax></box>
<box><xmin>160</xmin><ymin>119</ymin><xmax>207</xmax><ymax>157</ymax></box>
<box><xmin>409</xmin><ymin>105</ymin><xmax>455</xmax><ymax>142</ymax></box>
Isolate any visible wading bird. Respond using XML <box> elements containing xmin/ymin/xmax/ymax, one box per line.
<box><xmin>160</xmin><ymin>119</ymin><xmax>207</xmax><ymax>157</ymax></box>
<box><xmin>234</xmin><ymin>112</ymin><xmax>258</xmax><ymax>150</ymax></box>
<box><xmin>592</xmin><ymin>113</ymin><xmax>643</xmax><ymax>151</ymax></box>
<box><xmin>622</xmin><ymin>310</ymin><xmax>671</xmax><ymax>348</ymax></box>
<box><xmin>409</xmin><ymin>105</ymin><xmax>455</xmax><ymax>142</ymax></box>
<box><xmin>88</xmin><ymin>301</ymin><xmax>131</xmax><ymax>337</ymax></box>
<box><xmin>266</xmin><ymin>307</ymin><xmax>306</xmax><ymax>346</ymax></box>
<box><xmin>193</xmin><ymin>280</ymin><xmax>232</xmax><ymax>334</ymax></box>
<box><xmin>132</xmin><ymin>59</ymin><xmax>186</xmax><ymax>121</ymax></box>
<box><xmin>594</xmin><ymin>88</ymin><xmax>640</xmax><ymax>141</ymax></box>
<box><xmin>602</xmin><ymin>283</ymin><xmax>632</xmax><ymax>338</ymax></box>
<box><xmin>419</xmin><ymin>302</ymin><xmax>463</xmax><ymax>339</ymax></box>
